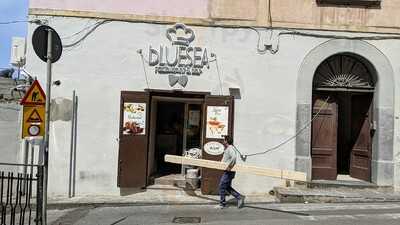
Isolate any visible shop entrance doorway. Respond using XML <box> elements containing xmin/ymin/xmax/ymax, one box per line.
<box><xmin>311</xmin><ymin>54</ymin><xmax>376</xmax><ymax>182</ymax></box>
<box><xmin>118</xmin><ymin>91</ymin><xmax>234</xmax><ymax>192</ymax></box>
<box><xmin>148</xmin><ymin>96</ymin><xmax>203</xmax><ymax>182</ymax></box>
<box><xmin>154</xmin><ymin>102</ymin><xmax>185</xmax><ymax>175</ymax></box>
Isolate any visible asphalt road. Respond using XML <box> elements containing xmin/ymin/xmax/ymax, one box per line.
<box><xmin>48</xmin><ymin>202</ymin><xmax>400</xmax><ymax>225</ymax></box>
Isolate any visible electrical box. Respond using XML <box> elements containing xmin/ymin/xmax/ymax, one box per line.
<box><xmin>10</xmin><ymin>37</ymin><xmax>26</xmax><ymax>67</ymax></box>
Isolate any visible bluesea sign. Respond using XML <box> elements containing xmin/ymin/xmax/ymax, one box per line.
<box><xmin>147</xmin><ymin>24</ymin><xmax>212</xmax><ymax>87</ymax></box>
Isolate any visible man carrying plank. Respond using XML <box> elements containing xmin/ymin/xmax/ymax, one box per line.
<box><xmin>165</xmin><ymin>155</ymin><xmax>306</xmax><ymax>181</ymax></box>
<box><xmin>216</xmin><ymin>136</ymin><xmax>245</xmax><ymax>209</ymax></box>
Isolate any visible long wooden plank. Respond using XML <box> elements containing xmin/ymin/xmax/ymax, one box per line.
<box><xmin>165</xmin><ymin>155</ymin><xmax>307</xmax><ymax>182</ymax></box>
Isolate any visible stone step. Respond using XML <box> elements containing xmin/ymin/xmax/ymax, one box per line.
<box><xmin>146</xmin><ymin>184</ymin><xmax>183</xmax><ymax>191</ymax></box>
<box><xmin>152</xmin><ymin>174</ymin><xmax>186</xmax><ymax>187</ymax></box>
<box><xmin>295</xmin><ymin>180</ymin><xmax>381</xmax><ymax>189</ymax></box>
<box><xmin>274</xmin><ymin>186</ymin><xmax>400</xmax><ymax>203</ymax></box>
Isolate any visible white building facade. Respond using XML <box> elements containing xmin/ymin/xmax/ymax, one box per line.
<box><xmin>26</xmin><ymin>0</ymin><xmax>400</xmax><ymax>197</ymax></box>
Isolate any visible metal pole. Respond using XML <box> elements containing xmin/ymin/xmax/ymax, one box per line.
<box><xmin>72</xmin><ymin>95</ymin><xmax>78</xmax><ymax>197</ymax></box>
<box><xmin>68</xmin><ymin>90</ymin><xmax>75</xmax><ymax>198</ymax></box>
<box><xmin>22</xmin><ymin>139</ymin><xmax>29</xmax><ymax>195</ymax></box>
<box><xmin>37</xmin><ymin>164</ymin><xmax>43</xmax><ymax>225</ymax></box>
<box><xmin>43</xmin><ymin>28</ymin><xmax>53</xmax><ymax>225</ymax></box>
<box><xmin>30</xmin><ymin>144</ymin><xmax>34</xmax><ymax>175</ymax></box>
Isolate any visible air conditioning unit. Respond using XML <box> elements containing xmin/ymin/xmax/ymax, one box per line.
<box><xmin>10</xmin><ymin>37</ymin><xmax>26</xmax><ymax>67</ymax></box>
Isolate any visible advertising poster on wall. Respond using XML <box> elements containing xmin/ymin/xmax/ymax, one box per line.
<box><xmin>189</xmin><ymin>110</ymin><xmax>201</xmax><ymax>126</ymax></box>
<box><xmin>123</xmin><ymin>103</ymin><xmax>146</xmax><ymax>135</ymax></box>
<box><xmin>206</xmin><ymin>106</ymin><xmax>228</xmax><ymax>139</ymax></box>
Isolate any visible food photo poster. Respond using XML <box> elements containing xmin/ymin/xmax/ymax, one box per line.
<box><xmin>123</xmin><ymin>103</ymin><xmax>146</xmax><ymax>135</ymax></box>
<box><xmin>206</xmin><ymin>106</ymin><xmax>228</xmax><ymax>139</ymax></box>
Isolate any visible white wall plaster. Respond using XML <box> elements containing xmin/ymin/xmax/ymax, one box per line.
<box><xmin>25</xmin><ymin>16</ymin><xmax>399</xmax><ymax>196</ymax></box>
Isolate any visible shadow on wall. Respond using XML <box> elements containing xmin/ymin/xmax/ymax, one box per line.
<box><xmin>50</xmin><ymin>97</ymin><xmax>73</xmax><ymax>121</ymax></box>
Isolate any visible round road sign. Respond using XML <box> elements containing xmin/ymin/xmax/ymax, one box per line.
<box><xmin>32</xmin><ymin>25</ymin><xmax>63</xmax><ymax>63</ymax></box>
<box><xmin>28</xmin><ymin>125</ymin><xmax>40</xmax><ymax>136</ymax></box>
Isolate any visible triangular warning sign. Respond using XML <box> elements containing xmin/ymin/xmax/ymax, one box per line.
<box><xmin>27</xmin><ymin>108</ymin><xmax>43</xmax><ymax>123</ymax></box>
<box><xmin>20</xmin><ymin>80</ymin><xmax>46</xmax><ymax>105</ymax></box>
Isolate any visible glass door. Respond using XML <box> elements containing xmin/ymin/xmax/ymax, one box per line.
<box><xmin>182</xmin><ymin>103</ymin><xmax>202</xmax><ymax>174</ymax></box>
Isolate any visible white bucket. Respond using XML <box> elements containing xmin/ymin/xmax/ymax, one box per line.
<box><xmin>186</xmin><ymin>169</ymin><xmax>199</xmax><ymax>179</ymax></box>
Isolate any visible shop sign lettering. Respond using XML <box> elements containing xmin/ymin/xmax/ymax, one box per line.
<box><xmin>147</xmin><ymin>24</ymin><xmax>211</xmax><ymax>87</ymax></box>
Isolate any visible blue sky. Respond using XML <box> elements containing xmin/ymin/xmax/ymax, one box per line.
<box><xmin>0</xmin><ymin>0</ymin><xmax>29</xmax><ymax>69</ymax></box>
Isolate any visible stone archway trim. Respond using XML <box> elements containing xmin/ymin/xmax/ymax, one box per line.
<box><xmin>295</xmin><ymin>39</ymin><xmax>395</xmax><ymax>186</ymax></box>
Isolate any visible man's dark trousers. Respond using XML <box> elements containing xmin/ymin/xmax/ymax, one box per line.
<box><xmin>219</xmin><ymin>171</ymin><xmax>241</xmax><ymax>206</ymax></box>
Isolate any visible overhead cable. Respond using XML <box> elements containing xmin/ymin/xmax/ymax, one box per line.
<box><xmin>60</xmin><ymin>17</ymin><xmax>400</xmax><ymax>52</ymax></box>
<box><xmin>62</xmin><ymin>20</ymin><xmax>113</xmax><ymax>48</ymax></box>
<box><xmin>233</xmin><ymin>96</ymin><xmax>331</xmax><ymax>159</ymax></box>
<box><xmin>250</xmin><ymin>26</ymin><xmax>400</xmax><ymax>54</ymax></box>
<box><xmin>0</xmin><ymin>19</ymin><xmax>42</xmax><ymax>25</ymax></box>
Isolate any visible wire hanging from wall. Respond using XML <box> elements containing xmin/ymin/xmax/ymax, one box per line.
<box><xmin>0</xmin><ymin>19</ymin><xmax>42</xmax><ymax>25</ymax></box>
<box><xmin>210</xmin><ymin>54</ymin><xmax>224</xmax><ymax>96</ymax></box>
<box><xmin>233</xmin><ymin>96</ymin><xmax>331</xmax><ymax>159</ymax></box>
<box><xmin>62</xmin><ymin>19</ymin><xmax>113</xmax><ymax>48</ymax></box>
<box><xmin>137</xmin><ymin>50</ymin><xmax>150</xmax><ymax>90</ymax></box>
<box><xmin>56</xmin><ymin>17</ymin><xmax>400</xmax><ymax>56</ymax></box>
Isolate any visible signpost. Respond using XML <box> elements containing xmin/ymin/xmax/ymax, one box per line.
<box><xmin>21</xmin><ymin>80</ymin><xmax>46</xmax><ymax>139</ymax></box>
<box><xmin>31</xmin><ymin>25</ymin><xmax>62</xmax><ymax>225</ymax></box>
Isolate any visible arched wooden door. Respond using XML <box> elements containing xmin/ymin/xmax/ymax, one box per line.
<box><xmin>349</xmin><ymin>93</ymin><xmax>373</xmax><ymax>181</ymax></box>
<box><xmin>312</xmin><ymin>54</ymin><xmax>375</xmax><ymax>181</ymax></box>
<box><xmin>311</xmin><ymin>93</ymin><xmax>338</xmax><ymax>180</ymax></box>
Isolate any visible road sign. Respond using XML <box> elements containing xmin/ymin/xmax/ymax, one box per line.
<box><xmin>20</xmin><ymin>80</ymin><xmax>46</xmax><ymax>105</ymax></box>
<box><xmin>32</xmin><ymin>25</ymin><xmax>63</xmax><ymax>225</ymax></box>
<box><xmin>32</xmin><ymin>25</ymin><xmax>63</xmax><ymax>63</ymax></box>
<box><xmin>22</xmin><ymin>106</ymin><xmax>45</xmax><ymax>138</ymax></box>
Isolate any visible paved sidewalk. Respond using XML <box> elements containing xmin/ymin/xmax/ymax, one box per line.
<box><xmin>48</xmin><ymin>185</ymin><xmax>277</xmax><ymax>208</ymax></box>
<box><xmin>275</xmin><ymin>186</ymin><xmax>400</xmax><ymax>203</ymax></box>
<box><xmin>47</xmin><ymin>185</ymin><xmax>400</xmax><ymax>207</ymax></box>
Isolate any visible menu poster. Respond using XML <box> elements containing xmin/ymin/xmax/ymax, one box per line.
<box><xmin>206</xmin><ymin>106</ymin><xmax>229</xmax><ymax>139</ymax></box>
<box><xmin>123</xmin><ymin>103</ymin><xmax>146</xmax><ymax>135</ymax></box>
<box><xmin>189</xmin><ymin>110</ymin><xmax>200</xmax><ymax>126</ymax></box>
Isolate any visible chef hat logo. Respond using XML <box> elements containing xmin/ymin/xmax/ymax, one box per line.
<box><xmin>166</xmin><ymin>23</ymin><xmax>195</xmax><ymax>47</ymax></box>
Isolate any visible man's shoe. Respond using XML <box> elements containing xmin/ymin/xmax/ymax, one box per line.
<box><xmin>237</xmin><ymin>196</ymin><xmax>245</xmax><ymax>208</ymax></box>
<box><xmin>214</xmin><ymin>204</ymin><xmax>226</xmax><ymax>209</ymax></box>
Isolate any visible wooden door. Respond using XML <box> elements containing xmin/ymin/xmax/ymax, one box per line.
<box><xmin>118</xmin><ymin>91</ymin><xmax>150</xmax><ymax>188</ymax></box>
<box><xmin>201</xmin><ymin>95</ymin><xmax>234</xmax><ymax>195</ymax></box>
<box><xmin>349</xmin><ymin>93</ymin><xmax>373</xmax><ymax>181</ymax></box>
<box><xmin>311</xmin><ymin>93</ymin><xmax>338</xmax><ymax>180</ymax></box>
<box><xmin>336</xmin><ymin>93</ymin><xmax>352</xmax><ymax>174</ymax></box>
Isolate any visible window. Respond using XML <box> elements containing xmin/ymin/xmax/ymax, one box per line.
<box><xmin>317</xmin><ymin>0</ymin><xmax>381</xmax><ymax>7</ymax></box>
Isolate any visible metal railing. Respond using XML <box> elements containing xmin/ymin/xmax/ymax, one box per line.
<box><xmin>0</xmin><ymin>172</ymin><xmax>38</xmax><ymax>225</ymax></box>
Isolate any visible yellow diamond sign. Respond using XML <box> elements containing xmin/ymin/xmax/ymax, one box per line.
<box><xmin>22</xmin><ymin>106</ymin><xmax>45</xmax><ymax>138</ymax></box>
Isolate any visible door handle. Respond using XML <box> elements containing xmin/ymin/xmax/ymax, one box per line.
<box><xmin>370</xmin><ymin>121</ymin><xmax>377</xmax><ymax>130</ymax></box>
